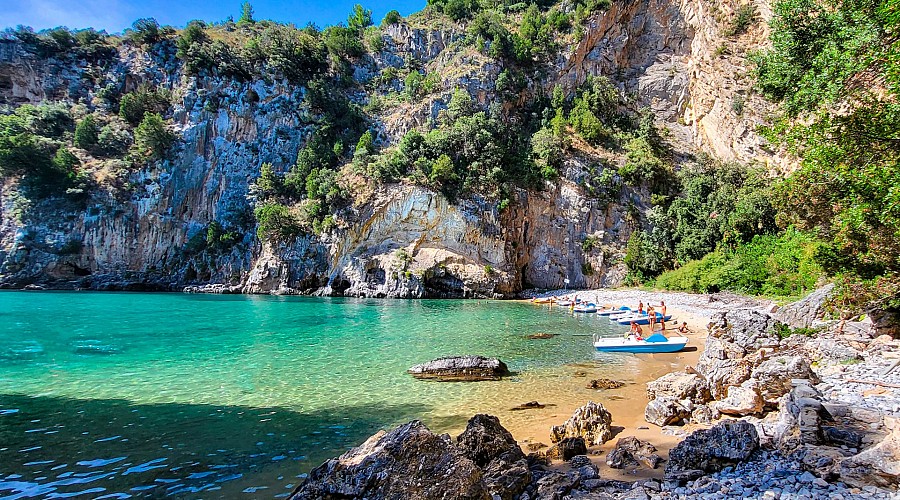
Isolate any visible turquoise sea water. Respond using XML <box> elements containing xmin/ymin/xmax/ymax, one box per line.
<box><xmin>0</xmin><ymin>292</ymin><xmax>626</xmax><ymax>498</ymax></box>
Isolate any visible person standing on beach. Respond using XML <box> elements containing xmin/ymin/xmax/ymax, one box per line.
<box><xmin>647</xmin><ymin>305</ymin><xmax>655</xmax><ymax>331</ymax></box>
<box><xmin>660</xmin><ymin>301</ymin><xmax>667</xmax><ymax>318</ymax></box>
<box><xmin>638</xmin><ymin>301</ymin><xmax>644</xmax><ymax>314</ymax></box>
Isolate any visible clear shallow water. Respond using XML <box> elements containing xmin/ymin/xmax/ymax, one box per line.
<box><xmin>0</xmin><ymin>292</ymin><xmax>625</xmax><ymax>498</ymax></box>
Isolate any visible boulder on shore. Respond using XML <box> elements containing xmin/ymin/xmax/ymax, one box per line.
<box><xmin>715</xmin><ymin>383</ymin><xmax>765</xmax><ymax>417</ymax></box>
<box><xmin>550</xmin><ymin>401</ymin><xmax>614</xmax><ymax>446</ymax></box>
<box><xmin>646</xmin><ymin>371</ymin><xmax>711</xmax><ymax>404</ymax></box>
<box><xmin>751</xmin><ymin>355</ymin><xmax>818</xmax><ymax>403</ymax></box>
<box><xmin>644</xmin><ymin>396</ymin><xmax>691</xmax><ymax>426</ymax></box>
<box><xmin>408</xmin><ymin>355</ymin><xmax>509</xmax><ymax>381</ymax></box>
<box><xmin>544</xmin><ymin>437</ymin><xmax>587</xmax><ymax>461</ymax></box>
<box><xmin>665</xmin><ymin>420</ymin><xmax>760</xmax><ymax>482</ymax></box>
<box><xmin>606</xmin><ymin>436</ymin><xmax>662</xmax><ymax>469</ymax></box>
<box><xmin>289</xmin><ymin>420</ymin><xmax>487</xmax><ymax>499</ymax></box>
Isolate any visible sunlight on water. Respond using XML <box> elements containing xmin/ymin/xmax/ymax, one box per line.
<box><xmin>0</xmin><ymin>292</ymin><xmax>636</xmax><ymax>498</ymax></box>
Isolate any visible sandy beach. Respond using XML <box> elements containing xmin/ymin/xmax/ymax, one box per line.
<box><xmin>482</xmin><ymin>289</ymin><xmax>770</xmax><ymax>480</ymax></box>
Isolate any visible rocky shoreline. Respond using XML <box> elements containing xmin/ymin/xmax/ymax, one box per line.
<box><xmin>289</xmin><ymin>286</ymin><xmax>900</xmax><ymax>499</ymax></box>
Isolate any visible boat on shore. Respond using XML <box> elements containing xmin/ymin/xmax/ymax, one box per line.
<box><xmin>593</xmin><ymin>333</ymin><xmax>688</xmax><ymax>353</ymax></box>
<box><xmin>597</xmin><ymin>306</ymin><xmax>630</xmax><ymax>316</ymax></box>
<box><xmin>615</xmin><ymin>313</ymin><xmax>673</xmax><ymax>326</ymax></box>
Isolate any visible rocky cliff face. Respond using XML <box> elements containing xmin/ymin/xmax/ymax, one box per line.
<box><xmin>0</xmin><ymin>0</ymin><xmax>779</xmax><ymax>297</ymax></box>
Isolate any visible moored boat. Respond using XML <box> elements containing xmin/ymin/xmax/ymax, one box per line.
<box><xmin>593</xmin><ymin>333</ymin><xmax>688</xmax><ymax>353</ymax></box>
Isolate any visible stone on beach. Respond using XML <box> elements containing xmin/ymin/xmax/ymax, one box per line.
<box><xmin>289</xmin><ymin>420</ymin><xmax>487</xmax><ymax>499</ymax></box>
<box><xmin>606</xmin><ymin>436</ymin><xmax>662</xmax><ymax>469</ymax></box>
<box><xmin>407</xmin><ymin>355</ymin><xmax>509</xmax><ymax>381</ymax></box>
<box><xmin>646</xmin><ymin>371</ymin><xmax>711</xmax><ymax>404</ymax></box>
<box><xmin>665</xmin><ymin>420</ymin><xmax>760</xmax><ymax>482</ymax></box>
<box><xmin>714</xmin><ymin>383</ymin><xmax>765</xmax><ymax>416</ymax></box>
<box><xmin>544</xmin><ymin>437</ymin><xmax>587</xmax><ymax>461</ymax></box>
<box><xmin>644</xmin><ymin>396</ymin><xmax>691</xmax><ymax>426</ymax></box>
<box><xmin>550</xmin><ymin>401</ymin><xmax>614</xmax><ymax>446</ymax></box>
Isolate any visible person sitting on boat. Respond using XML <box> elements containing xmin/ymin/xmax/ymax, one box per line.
<box><xmin>628</xmin><ymin>321</ymin><xmax>643</xmax><ymax>341</ymax></box>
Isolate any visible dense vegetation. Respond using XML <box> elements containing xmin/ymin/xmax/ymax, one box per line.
<box><xmin>645</xmin><ymin>0</ymin><xmax>899</xmax><ymax>314</ymax></box>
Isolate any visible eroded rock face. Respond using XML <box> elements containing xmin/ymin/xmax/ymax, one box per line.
<box><xmin>407</xmin><ymin>356</ymin><xmax>509</xmax><ymax>381</ymax></box>
<box><xmin>290</xmin><ymin>420</ymin><xmax>488</xmax><ymax>499</ymax></box>
<box><xmin>550</xmin><ymin>401</ymin><xmax>614</xmax><ymax>446</ymax></box>
<box><xmin>665</xmin><ymin>420</ymin><xmax>760</xmax><ymax>482</ymax></box>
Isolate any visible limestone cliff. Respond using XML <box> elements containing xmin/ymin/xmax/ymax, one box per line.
<box><xmin>0</xmin><ymin>0</ymin><xmax>779</xmax><ymax>297</ymax></box>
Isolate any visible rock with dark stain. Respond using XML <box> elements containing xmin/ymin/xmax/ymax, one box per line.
<box><xmin>408</xmin><ymin>356</ymin><xmax>509</xmax><ymax>381</ymax></box>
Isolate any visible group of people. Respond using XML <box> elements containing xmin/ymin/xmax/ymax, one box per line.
<box><xmin>626</xmin><ymin>299</ymin><xmax>691</xmax><ymax>341</ymax></box>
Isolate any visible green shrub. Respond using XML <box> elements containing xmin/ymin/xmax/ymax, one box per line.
<box><xmin>237</xmin><ymin>2</ymin><xmax>255</xmax><ymax>26</ymax></box>
<box><xmin>97</xmin><ymin>122</ymin><xmax>132</xmax><ymax>156</ymax></box>
<box><xmin>119</xmin><ymin>85</ymin><xmax>171</xmax><ymax>126</ymax></box>
<box><xmin>134</xmin><ymin>113</ymin><xmax>175</xmax><ymax>159</ymax></box>
<box><xmin>74</xmin><ymin>115</ymin><xmax>99</xmax><ymax>149</ymax></box>
<box><xmin>654</xmin><ymin>229</ymin><xmax>823</xmax><ymax>297</ymax></box>
<box><xmin>381</xmin><ymin>10</ymin><xmax>402</xmax><ymax>26</ymax></box>
<box><xmin>126</xmin><ymin>18</ymin><xmax>163</xmax><ymax>46</ymax></box>
<box><xmin>254</xmin><ymin>202</ymin><xmax>301</xmax><ymax>241</ymax></box>
<box><xmin>347</xmin><ymin>4</ymin><xmax>373</xmax><ymax>31</ymax></box>
<box><xmin>725</xmin><ymin>4</ymin><xmax>757</xmax><ymax>37</ymax></box>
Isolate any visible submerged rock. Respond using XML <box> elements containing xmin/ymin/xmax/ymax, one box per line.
<box><xmin>510</xmin><ymin>401</ymin><xmax>547</xmax><ymax>411</ymax></box>
<box><xmin>665</xmin><ymin>420</ymin><xmax>760</xmax><ymax>482</ymax></box>
<box><xmin>407</xmin><ymin>356</ymin><xmax>509</xmax><ymax>381</ymax></box>
<box><xmin>550</xmin><ymin>401</ymin><xmax>614</xmax><ymax>446</ymax></box>
<box><xmin>606</xmin><ymin>436</ymin><xmax>662</xmax><ymax>469</ymax></box>
<box><xmin>586</xmin><ymin>378</ymin><xmax>624</xmax><ymax>390</ymax></box>
<box><xmin>526</xmin><ymin>333</ymin><xmax>557</xmax><ymax>339</ymax></box>
<box><xmin>290</xmin><ymin>420</ymin><xmax>487</xmax><ymax>499</ymax></box>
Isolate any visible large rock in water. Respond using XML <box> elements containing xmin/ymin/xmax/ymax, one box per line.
<box><xmin>290</xmin><ymin>420</ymin><xmax>488</xmax><ymax>499</ymax></box>
<box><xmin>550</xmin><ymin>401</ymin><xmax>614</xmax><ymax>446</ymax></box>
<box><xmin>665</xmin><ymin>420</ymin><xmax>760</xmax><ymax>482</ymax></box>
<box><xmin>408</xmin><ymin>356</ymin><xmax>509</xmax><ymax>381</ymax></box>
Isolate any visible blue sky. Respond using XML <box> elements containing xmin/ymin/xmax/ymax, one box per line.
<box><xmin>2</xmin><ymin>0</ymin><xmax>427</xmax><ymax>33</ymax></box>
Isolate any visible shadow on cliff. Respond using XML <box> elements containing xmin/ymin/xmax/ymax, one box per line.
<box><xmin>0</xmin><ymin>393</ymin><xmax>445</xmax><ymax>497</ymax></box>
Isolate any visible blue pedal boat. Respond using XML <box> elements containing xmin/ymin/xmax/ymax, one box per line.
<box><xmin>615</xmin><ymin>313</ymin><xmax>673</xmax><ymax>326</ymax></box>
<box><xmin>593</xmin><ymin>333</ymin><xmax>688</xmax><ymax>353</ymax></box>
